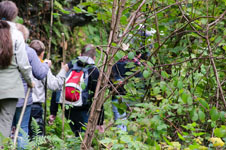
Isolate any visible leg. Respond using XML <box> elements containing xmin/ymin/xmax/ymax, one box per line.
<box><xmin>0</xmin><ymin>98</ymin><xmax>17</xmax><ymax>137</ymax></box>
<box><xmin>111</xmin><ymin>99</ymin><xmax>127</xmax><ymax>131</ymax></box>
<box><xmin>65</xmin><ymin>108</ymin><xmax>89</xmax><ymax>137</ymax></box>
<box><xmin>14</xmin><ymin>105</ymin><xmax>32</xmax><ymax>149</ymax></box>
<box><xmin>29</xmin><ymin>103</ymin><xmax>44</xmax><ymax>139</ymax></box>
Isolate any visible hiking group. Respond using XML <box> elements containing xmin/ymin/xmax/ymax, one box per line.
<box><xmin>0</xmin><ymin>1</ymin><xmax>144</xmax><ymax>149</ymax></box>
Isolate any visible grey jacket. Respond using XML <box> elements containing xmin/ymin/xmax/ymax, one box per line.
<box><xmin>0</xmin><ymin>22</ymin><xmax>32</xmax><ymax>99</ymax></box>
<box><xmin>32</xmin><ymin>69</ymin><xmax>67</xmax><ymax>103</ymax></box>
<box><xmin>16</xmin><ymin>45</ymin><xmax>49</xmax><ymax>107</ymax></box>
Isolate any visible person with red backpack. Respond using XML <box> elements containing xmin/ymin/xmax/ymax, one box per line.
<box><xmin>49</xmin><ymin>44</ymin><xmax>104</xmax><ymax>137</ymax></box>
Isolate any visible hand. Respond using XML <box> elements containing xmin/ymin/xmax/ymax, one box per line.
<box><xmin>96</xmin><ymin>125</ymin><xmax>105</xmax><ymax>133</ymax></box>
<box><xmin>28</xmin><ymin>82</ymin><xmax>35</xmax><ymax>88</ymax></box>
<box><xmin>61</xmin><ymin>62</ymin><xmax>69</xmax><ymax>72</ymax></box>
<box><xmin>48</xmin><ymin>115</ymin><xmax>56</xmax><ymax>125</ymax></box>
<box><xmin>44</xmin><ymin>59</ymin><xmax>52</xmax><ymax>67</ymax></box>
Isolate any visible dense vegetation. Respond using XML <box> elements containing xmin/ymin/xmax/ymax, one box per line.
<box><xmin>2</xmin><ymin>0</ymin><xmax>226</xmax><ymax>149</ymax></box>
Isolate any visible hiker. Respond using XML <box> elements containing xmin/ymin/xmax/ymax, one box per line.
<box><xmin>0</xmin><ymin>0</ymin><xmax>33</xmax><ymax>141</ymax></box>
<box><xmin>12</xmin><ymin>25</ymin><xmax>50</xmax><ymax>148</ymax></box>
<box><xmin>28</xmin><ymin>40</ymin><xmax>68</xmax><ymax>139</ymax></box>
<box><xmin>111</xmin><ymin>53</ymin><xmax>142</xmax><ymax>131</ymax></box>
<box><xmin>49</xmin><ymin>44</ymin><xmax>104</xmax><ymax>136</ymax></box>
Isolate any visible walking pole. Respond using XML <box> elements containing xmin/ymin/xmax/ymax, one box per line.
<box><xmin>13</xmin><ymin>88</ymin><xmax>31</xmax><ymax>148</ymax></box>
<box><xmin>43</xmin><ymin>0</ymin><xmax>54</xmax><ymax>135</ymax></box>
<box><xmin>61</xmin><ymin>33</ymin><xmax>66</xmax><ymax>139</ymax></box>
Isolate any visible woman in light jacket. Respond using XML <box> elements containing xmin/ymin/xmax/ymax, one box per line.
<box><xmin>0</xmin><ymin>1</ymin><xmax>33</xmax><ymax>138</ymax></box>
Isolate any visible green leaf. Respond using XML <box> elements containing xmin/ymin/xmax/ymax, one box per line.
<box><xmin>177</xmin><ymin>80</ymin><xmax>183</xmax><ymax>89</ymax></box>
<box><xmin>120</xmin><ymin>15</ymin><xmax>127</xmax><ymax>25</ymax></box>
<box><xmin>143</xmin><ymin>70</ymin><xmax>150</xmax><ymax>79</ymax></box>
<box><xmin>161</xmin><ymin>71</ymin><xmax>169</xmax><ymax>78</ymax></box>
<box><xmin>71</xmin><ymin>90</ymin><xmax>75</xmax><ymax>94</ymax></box>
<box><xmin>128</xmin><ymin>52</ymin><xmax>135</xmax><ymax>60</ymax></box>
<box><xmin>220</xmin><ymin>111</ymin><xmax>226</xmax><ymax>122</ymax></box>
<box><xmin>87</xmin><ymin>7</ymin><xmax>94</xmax><ymax>13</ymax></box>
<box><xmin>81</xmin><ymin>82</ymin><xmax>86</xmax><ymax>90</ymax></box>
<box><xmin>199</xmin><ymin>99</ymin><xmax>209</xmax><ymax>109</ymax></box>
<box><xmin>187</xmin><ymin>96</ymin><xmax>193</xmax><ymax>105</ymax></box>
<box><xmin>214</xmin><ymin>126</ymin><xmax>226</xmax><ymax>138</ymax></box>
<box><xmin>198</xmin><ymin>110</ymin><xmax>205</xmax><ymax>122</ymax></box>
<box><xmin>181</xmin><ymin>92</ymin><xmax>188</xmax><ymax>103</ymax></box>
<box><xmin>15</xmin><ymin>16</ymin><xmax>24</xmax><ymax>24</ymax></box>
<box><xmin>210</xmin><ymin>107</ymin><xmax>219</xmax><ymax>121</ymax></box>
<box><xmin>73</xmin><ymin>6</ymin><xmax>82</xmax><ymax>13</ymax></box>
<box><xmin>223</xmin><ymin>45</ymin><xmax>226</xmax><ymax>51</ymax></box>
<box><xmin>115</xmin><ymin>51</ymin><xmax>125</xmax><ymax>61</ymax></box>
<box><xmin>177</xmin><ymin>132</ymin><xmax>185</xmax><ymax>141</ymax></box>
<box><xmin>111</xmin><ymin>42</ymin><xmax>117</xmax><ymax>47</ymax></box>
<box><xmin>191</xmin><ymin>109</ymin><xmax>198</xmax><ymax>121</ymax></box>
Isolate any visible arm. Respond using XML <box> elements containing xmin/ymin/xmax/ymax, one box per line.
<box><xmin>47</xmin><ymin>69</ymin><xmax>67</xmax><ymax>91</ymax></box>
<box><xmin>15</xmin><ymin>36</ymin><xmax>32</xmax><ymax>87</ymax></box>
<box><xmin>49</xmin><ymin>91</ymin><xmax>59</xmax><ymax>125</ymax></box>
<box><xmin>27</xmin><ymin>46</ymin><xmax>49</xmax><ymax>80</ymax></box>
<box><xmin>89</xmin><ymin>67</ymin><xmax>99</xmax><ymax>93</ymax></box>
<box><xmin>50</xmin><ymin>91</ymin><xmax>59</xmax><ymax>116</ymax></box>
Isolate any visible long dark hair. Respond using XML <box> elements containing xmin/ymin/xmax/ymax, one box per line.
<box><xmin>0</xmin><ymin>21</ymin><xmax>13</xmax><ymax>68</ymax></box>
<box><xmin>0</xmin><ymin>1</ymin><xmax>18</xmax><ymax>68</ymax></box>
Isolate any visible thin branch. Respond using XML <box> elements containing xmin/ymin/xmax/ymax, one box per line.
<box><xmin>153</xmin><ymin>56</ymin><xmax>226</xmax><ymax>68</ymax></box>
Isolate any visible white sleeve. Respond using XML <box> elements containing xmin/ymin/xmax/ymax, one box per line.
<box><xmin>47</xmin><ymin>69</ymin><xmax>66</xmax><ymax>91</ymax></box>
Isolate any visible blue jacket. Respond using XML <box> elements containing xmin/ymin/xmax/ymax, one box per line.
<box><xmin>17</xmin><ymin>44</ymin><xmax>49</xmax><ymax>107</ymax></box>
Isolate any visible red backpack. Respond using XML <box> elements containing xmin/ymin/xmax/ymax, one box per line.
<box><xmin>60</xmin><ymin>63</ymin><xmax>93</xmax><ymax>106</ymax></box>
<box><xmin>65</xmin><ymin>70</ymin><xmax>84</xmax><ymax>103</ymax></box>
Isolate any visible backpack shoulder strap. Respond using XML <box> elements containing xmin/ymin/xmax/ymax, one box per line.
<box><xmin>82</xmin><ymin>65</ymin><xmax>95</xmax><ymax>87</ymax></box>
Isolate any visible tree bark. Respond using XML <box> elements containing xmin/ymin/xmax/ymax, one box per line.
<box><xmin>81</xmin><ymin>0</ymin><xmax>147</xmax><ymax>149</ymax></box>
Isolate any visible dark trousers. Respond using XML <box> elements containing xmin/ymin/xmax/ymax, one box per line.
<box><xmin>65</xmin><ymin>107</ymin><xmax>89</xmax><ymax>137</ymax></box>
<box><xmin>28</xmin><ymin>103</ymin><xmax>44</xmax><ymax>139</ymax></box>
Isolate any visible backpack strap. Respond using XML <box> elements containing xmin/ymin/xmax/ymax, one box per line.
<box><xmin>82</xmin><ymin>64</ymin><xmax>95</xmax><ymax>87</ymax></box>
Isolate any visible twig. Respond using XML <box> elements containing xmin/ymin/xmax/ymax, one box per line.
<box><xmin>206</xmin><ymin>24</ymin><xmax>226</xmax><ymax>107</ymax></box>
<box><xmin>47</xmin><ymin>0</ymin><xmax>54</xmax><ymax>59</ymax></box>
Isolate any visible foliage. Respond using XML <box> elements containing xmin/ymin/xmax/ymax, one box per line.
<box><xmin>5</xmin><ymin>0</ymin><xmax>226</xmax><ymax>149</ymax></box>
